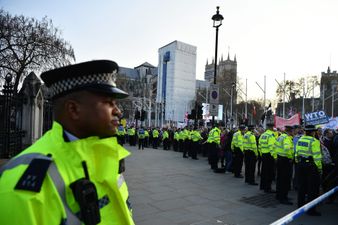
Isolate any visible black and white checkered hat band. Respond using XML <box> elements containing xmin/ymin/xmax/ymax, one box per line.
<box><xmin>50</xmin><ymin>72</ymin><xmax>117</xmax><ymax>97</ymax></box>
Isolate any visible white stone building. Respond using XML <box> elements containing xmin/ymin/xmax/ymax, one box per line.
<box><xmin>156</xmin><ymin>40</ymin><xmax>197</xmax><ymax>124</ymax></box>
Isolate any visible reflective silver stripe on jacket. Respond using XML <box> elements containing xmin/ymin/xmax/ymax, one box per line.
<box><xmin>0</xmin><ymin>153</ymin><xmax>81</xmax><ymax>225</ymax></box>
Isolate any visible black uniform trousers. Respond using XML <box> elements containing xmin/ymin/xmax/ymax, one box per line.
<box><xmin>173</xmin><ymin>139</ymin><xmax>179</xmax><ymax>151</ymax></box>
<box><xmin>179</xmin><ymin>140</ymin><xmax>184</xmax><ymax>152</ymax></box>
<box><xmin>260</xmin><ymin>153</ymin><xmax>275</xmax><ymax>191</ymax></box>
<box><xmin>191</xmin><ymin>141</ymin><xmax>199</xmax><ymax>159</ymax></box>
<box><xmin>208</xmin><ymin>143</ymin><xmax>219</xmax><ymax>169</ymax></box>
<box><xmin>276</xmin><ymin>156</ymin><xmax>293</xmax><ymax>200</ymax></box>
<box><xmin>129</xmin><ymin>135</ymin><xmax>136</xmax><ymax>146</ymax></box>
<box><xmin>152</xmin><ymin>137</ymin><xmax>158</xmax><ymax>149</ymax></box>
<box><xmin>297</xmin><ymin>159</ymin><xmax>321</xmax><ymax>212</ymax></box>
<box><xmin>233</xmin><ymin>147</ymin><xmax>244</xmax><ymax>177</ymax></box>
<box><xmin>183</xmin><ymin>140</ymin><xmax>190</xmax><ymax>157</ymax></box>
<box><xmin>163</xmin><ymin>138</ymin><xmax>169</xmax><ymax>150</ymax></box>
<box><xmin>138</xmin><ymin>138</ymin><xmax>145</xmax><ymax>150</ymax></box>
<box><xmin>144</xmin><ymin>137</ymin><xmax>149</xmax><ymax>147</ymax></box>
<box><xmin>244</xmin><ymin>150</ymin><xmax>257</xmax><ymax>183</ymax></box>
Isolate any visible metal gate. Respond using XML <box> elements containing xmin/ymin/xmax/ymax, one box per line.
<box><xmin>0</xmin><ymin>76</ymin><xmax>25</xmax><ymax>158</ymax></box>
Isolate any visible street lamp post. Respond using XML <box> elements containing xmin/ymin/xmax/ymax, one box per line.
<box><xmin>211</xmin><ymin>6</ymin><xmax>223</xmax><ymax>126</ymax></box>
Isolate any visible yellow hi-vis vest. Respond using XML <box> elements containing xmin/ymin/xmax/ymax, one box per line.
<box><xmin>0</xmin><ymin>122</ymin><xmax>135</xmax><ymax>225</ymax></box>
<box><xmin>162</xmin><ymin>130</ymin><xmax>169</xmax><ymax>140</ymax></box>
<box><xmin>128</xmin><ymin>128</ymin><xmax>135</xmax><ymax>136</ymax></box>
<box><xmin>275</xmin><ymin>133</ymin><xmax>294</xmax><ymax>159</ymax></box>
<box><xmin>174</xmin><ymin>131</ymin><xmax>179</xmax><ymax>141</ymax></box>
<box><xmin>295</xmin><ymin>135</ymin><xmax>322</xmax><ymax>170</ymax></box>
<box><xmin>231</xmin><ymin>130</ymin><xmax>244</xmax><ymax>151</ymax></box>
<box><xmin>258</xmin><ymin>129</ymin><xmax>277</xmax><ymax>159</ymax></box>
<box><xmin>243</xmin><ymin>131</ymin><xmax>258</xmax><ymax>156</ymax></box>
<box><xmin>152</xmin><ymin>129</ymin><xmax>159</xmax><ymax>138</ymax></box>
<box><xmin>191</xmin><ymin>130</ymin><xmax>202</xmax><ymax>142</ymax></box>
<box><xmin>207</xmin><ymin>127</ymin><xmax>221</xmax><ymax>144</ymax></box>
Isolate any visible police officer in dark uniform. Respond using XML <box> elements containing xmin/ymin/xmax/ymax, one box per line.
<box><xmin>295</xmin><ymin>125</ymin><xmax>322</xmax><ymax>216</ymax></box>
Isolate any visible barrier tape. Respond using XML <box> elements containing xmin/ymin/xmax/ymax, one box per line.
<box><xmin>270</xmin><ymin>186</ymin><xmax>338</xmax><ymax>225</ymax></box>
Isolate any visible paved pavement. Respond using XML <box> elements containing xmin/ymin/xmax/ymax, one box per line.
<box><xmin>123</xmin><ymin>145</ymin><xmax>338</xmax><ymax>225</ymax></box>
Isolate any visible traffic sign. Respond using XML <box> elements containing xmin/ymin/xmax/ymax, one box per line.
<box><xmin>209</xmin><ymin>84</ymin><xmax>219</xmax><ymax>104</ymax></box>
<box><xmin>209</xmin><ymin>104</ymin><xmax>219</xmax><ymax>116</ymax></box>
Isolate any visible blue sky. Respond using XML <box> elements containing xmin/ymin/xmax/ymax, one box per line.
<box><xmin>2</xmin><ymin>0</ymin><xmax>338</xmax><ymax>101</ymax></box>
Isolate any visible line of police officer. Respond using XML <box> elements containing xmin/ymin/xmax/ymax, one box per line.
<box><xmin>118</xmin><ymin>122</ymin><xmax>324</xmax><ymax>216</ymax></box>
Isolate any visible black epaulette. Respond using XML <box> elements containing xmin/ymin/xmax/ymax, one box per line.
<box><xmin>118</xmin><ymin>159</ymin><xmax>125</xmax><ymax>174</ymax></box>
<box><xmin>15</xmin><ymin>157</ymin><xmax>52</xmax><ymax>192</ymax></box>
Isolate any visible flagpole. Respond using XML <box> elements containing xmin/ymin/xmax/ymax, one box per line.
<box><xmin>264</xmin><ymin>75</ymin><xmax>266</xmax><ymax>128</ymax></box>
<box><xmin>245</xmin><ymin>78</ymin><xmax>248</xmax><ymax>121</ymax></box>
<box><xmin>302</xmin><ymin>80</ymin><xmax>305</xmax><ymax>120</ymax></box>
<box><xmin>283</xmin><ymin>73</ymin><xmax>286</xmax><ymax>119</ymax></box>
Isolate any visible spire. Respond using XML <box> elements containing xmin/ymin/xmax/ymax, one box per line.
<box><xmin>327</xmin><ymin>66</ymin><xmax>331</xmax><ymax>74</ymax></box>
<box><xmin>234</xmin><ymin>54</ymin><xmax>237</xmax><ymax>62</ymax></box>
<box><xmin>227</xmin><ymin>52</ymin><xmax>230</xmax><ymax>60</ymax></box>
<box><xmin>206</xmin><ymin>58</ymin><xmax>208</xmax><ymax>65</ymax></box>
<box><xmin>221</xmin><ymin>54</ymin><xmax>223</xmax><ymax>62</ymax></box>
<box><xmin>212</xmin><ymin>57</ymin><xmax>214</xmax><ymax>64</ymax></box>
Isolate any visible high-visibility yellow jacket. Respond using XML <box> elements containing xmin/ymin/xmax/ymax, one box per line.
<box><xmin>295</xmin><ymin>135</ymin><xmax>322</xmax><ymax>170</ymax></box>
<box><xmin>231</xmin><ymin>130</ymin><xmax>244</xmax><ymax>151</ymax></box>
<box><xmin>144</xmin><ymin>130</ymin><xmax>149</xmax><ymax>137</ymax></box>
<box><xmin>275</xmin><ymin>133</ymin><xmax>294</xmax><ymax>159</ymax></box>
<box><xmin>174</xmin><ymin>131</ymin><xmax>179</xmax><ymax>141</ymax></box>
<box><xmin>117</xmin><ymin>126</ymin><xmax>126</xmax><ymax>136</ymax></box>
<box><xmin>162</xmin><ymin>130</ymin><xmax>169</xmax><ymax>140</ymax></box>
<box><xmin>258</xmin><ymin>129</ymin><xmax>277</xmax><ymax>159</ymax></box>
<box><xmin>152</xmin><ymin>129</ymin><xmax>159</xmax><ymax>138</ymax></box>
<box><xmin>191</xmin><ymin>130</ymin><xmax>202</xmax><ymax>142</ymax></box>
<box><xmin>180</xmin><ymin>129</ymin><xmax>189</xmax><ymax>141</ymax></box>
<box><xmin>127</xmin><ymin>127</ymin><xmax>135</xmax><ymax>136</ymax></box>
<box><xmin>243</xmin><ymin>131</ymin><xmax>258</xmax><ymax>156</ymax></box>
<box><xmin>207</xmin><ymin>127</ymin><xmax>221</xmax><ymax>144</ymax></box>
<box><xmin>0</xmin><ymin>122</ymin><xmax>134</xmax><ymax>225</ymax></box>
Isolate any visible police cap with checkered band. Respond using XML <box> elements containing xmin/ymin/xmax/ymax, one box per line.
<box><xmin>41</xmin><ymin>60</ymin><xmax>129</xmax><ymax>99</ymax></box>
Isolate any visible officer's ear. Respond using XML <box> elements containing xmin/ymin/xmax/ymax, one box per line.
<box><xmin>64</xmin><ymin>99</ymin><xmax>82</xmax><ymax>121</ymax></box>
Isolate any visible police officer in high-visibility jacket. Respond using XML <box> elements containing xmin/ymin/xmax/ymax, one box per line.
<box><xmin>144</xmin><ymin>129</ymin><xmax>149</xmax><ymax>147</ymax></box>
<box><xmin>295</xmin><ymin>125</ymin><xmax>322</xmax><ymax>216</ymax></box>
<box><xmin>162</xmin><ymin>128</ymin><xmax>169</xmax><ymax>150</ymax></box>
<box><xmin>207</xmin><ymin>124</ymin><xmax>222</xmax><ymax>170</ymax></box>
<box><xmin>231</xmin><ymin>124</ymin><xmax>246</xmax><ymax>178</ymax></box>
<box><xmin>117</xmin><ymin>124</ymin><xmax>126</xmax><ymax>146</ymax></box>
<box><xmin>191</xmin><ymin>127</ymin><xmax>203</xmax><ymax>160</ymax></box>
<box><xmin>243</xmin><ymin>125</ymin><xmax>258</xmax><ymax>185</ymax></box>
<box><xmin>137</xmin><ymin>126</ymin><xmax>146</xmax><ymax>150</ymax></box>
<box><xmin>181</xmin><ymin>127</ymin><xmax>190</xmax><ymax>158</ymax></box>
<box><xmin>275</xmin><ymin>125</ymin><xmax>294</xmax><ymax>205</ymax></box>
<box><xmin>152</xmin><ymin>128</ymin><xmax>159</xmax><ymax>149</ymax></box>
<box><xmin>0</xmin><ymin>60</ymin><xmax>135</xmax><ymax>225</ymax></box>
<box><xmin>259</xmin><ymin>123</ymin><xmax>277</xmax><ymax>193</ymax></box>
<box><xmin>173</xmin><ymin>128</ymin><xmax>180</xmax><ymax>151</ymax></box>
<box><xmin>128</xmin><ymin>126</ymin><xmax>136</xmax><ymax>146</ymax></box>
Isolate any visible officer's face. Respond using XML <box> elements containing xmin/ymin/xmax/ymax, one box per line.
<box><xmin>76</xmin><ymin>91</ymin><xmax>122</xmax><ymax>138</ymax></box>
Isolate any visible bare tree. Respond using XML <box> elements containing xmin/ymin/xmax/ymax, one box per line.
<box><xmin>276</xmin><ymin>76</ymin><xmax>319</xmax><ymax>102</ymax></box>
<box><xmin>0</xmin><ymin>9</ymin><xmax>75</xmax><ymax>93</ymax></box>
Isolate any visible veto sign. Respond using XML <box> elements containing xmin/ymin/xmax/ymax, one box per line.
<box><xmin>304</xmin><ymin>111</ymin><xmax>329</xmax><ymax>125</ymax></box>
